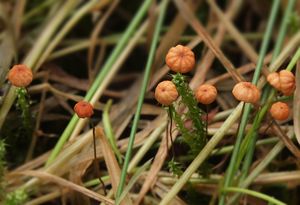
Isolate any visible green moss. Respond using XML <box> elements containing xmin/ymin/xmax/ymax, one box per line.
<box><xmin>171</xmin><ymin>73</ymin><xmax>206</xmax><ymax>155</ymax></box>
<box><xmin>288</xmin><ymin>12</ymin><xmax>300</xmax><ymax>34</ymax></box>
<box><xmin>0</xmin><ymin>138</ymin><xmax>28</xmax><ymax>204</ymax></box>
<box><xmin>16</xmin><ymin>88</ymin><xmax>32</xmax><ymax>133</ymax></box>
<box><xmin>168</xmin><ymin>159</ymin><xmax>183</xmax><ymax>177</ymax></box>
<box><xmin>0</xmin><ymin>140</ymin><xmax>5</xmax><ymax>200</ymax></box>
<box><xmin>3</xmin><ymin>189</ymin><xmax>28</xmax><ymax>205</ymax></box>
<box><xmin>166</xmin><ymin>73</ymin><xmax>209</xmax><ymax>176</ymax></box>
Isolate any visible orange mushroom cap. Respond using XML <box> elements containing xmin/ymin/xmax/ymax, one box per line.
<box><xmin>165</xmin><ymin>45</ymin><xmax>195</xmax><ymax>73</ymax></box>
<box><xmin>8</xmin><ymin>64</ymin><xmax>33</xmax><ymax>87</ymax></box>
<box><xmin>155</xmin><ymin>81</ymin><xmax>178</xmax><ymax>106</ymax></box>
<box><xmin>232</xmin><ymin>82</ymin><xmax>260</xmax><ymax>104</ymax></box>
<box><xmin>195</xmin><ymin>84</ymin><xmax>217</xmax><ymax>105</ymax></box>
<box><xmin>74</xmin><ymin>101</ymin><xmax>94</xmax><ymax>118</ymax></box>
<box><xmin>269</xmin><ymin>101</ymin><xmax>289</xmax><ymax>121</ymax></box>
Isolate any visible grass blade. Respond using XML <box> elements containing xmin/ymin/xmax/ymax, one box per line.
<box><xmin>116</xmin><ymin>0</ymin><xmax>170</xmax><ymax>198</ymax></box>
<box><xmin>46</xmin><ymin>0</ymin><xmax>153</xmax><ymax>166</ymax></box>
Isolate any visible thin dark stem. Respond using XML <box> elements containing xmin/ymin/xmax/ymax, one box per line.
<box><xmin>90</xmin><ymin>121</ymin><xmax>107</xmax><ymax>195</ymax></box>
<box><xmin>165</xmin><ymin>114</ymin><xmax>169</xmax><ymax>155</ymax></box>
<box><xmin>262</xmin><ymin>119</ymin><xmax>274</xmax><ymax>134</ymax></box>
<box><xmin>271</xmin><ymin>120</ymin><xmax>300</xmax><ymax>158</ymax></box>
<box><xmin>206</xmin><ymin>105</ymin><xmax>209</xmax><ymax>138</ymax></box>
<box><xmin>165</xmin><ymin>106</ymin><xmax>175</xmax><ymax>159</ymax></box>
<box><xmin>168</xmin><ymin>106</ymin><xmax>175</xmax><ymax>158</ymax></box>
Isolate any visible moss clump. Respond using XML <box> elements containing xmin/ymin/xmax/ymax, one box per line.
<box><xmin>171</xmin><ymin>73</ymin><xmax>206</xmax><ymax>155</ymax></box>
<box><xmin>3</xmin><ymin>189</ymin><xmax>28</xmax><ymax>205</ymax></box>
<box><xmin>0</xmin><ymin>140</ymin><xmax>5</xmax><ymax>200</ymax></box>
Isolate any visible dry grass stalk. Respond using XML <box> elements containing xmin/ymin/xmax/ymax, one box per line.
<box><xmin>17</xmin><ymin>170</ymin><xmax>115</xmax><ymax>204</ymax></box>
<box><xmin>96</xmin><ymin>127</ymin><xmax>133</xmax><ymax>205</ymax></box>
<box><xmin>174</xmin><ymin>0</ymin><xmax>244</xmax><ymax>83</ymax></box>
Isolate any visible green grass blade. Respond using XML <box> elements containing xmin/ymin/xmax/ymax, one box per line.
<box><xmin>223</xmin><ymin>187</ymin><xmax>286</xmax><ymax>205</ymax></box>
<box><xmin>219</xmin><ymin>0</ymin><xmax>281</xmax><ymax>204</ymax></box>
<box><xmin>271</xmin><ymin>0</ymin><xmax>297</xmax><ymax>62</ymax></box>
<box><xmin>103</xmin><ymin>99</ymin><xmax>123</xmax><ymax>164</ymax></box>
<box><xmin>0</xmin><ymin>0</ymin><xmax>77</xmax><ymax>129</ymax></box>
<box><xmin>159</xmin><ymin>103</ymin><xmax>244</xmax><ymax>205</ymax></box>
<box><xmin>287</xmin><ymin>47</ymin><xmax>300</xmax><ymax>71</ymax></box>
<box><xmin>116</xmin><ymin>0</ymin><xmax>170</xmax><ymax>198</ymax></box>
<box><xmin>228</xmin><ymin>47</ymin><xmax>300</xmax><ymax>204</ymax></box>
<box><xmin>237</xmin><ymin>0</ymin><xmax>299</xmax><ymax>198</ymax></box>
<box><xmin>46</xmin><ymin>0</ymin><xmax>153</xmax><ymax>166</ymax></box>
<box><xmin>115</xmin><ymin>160</ymin><xmax>151</xmax><ymax>205</ymax></box>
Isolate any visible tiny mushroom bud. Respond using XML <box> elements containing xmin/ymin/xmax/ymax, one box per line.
<box><xmin>165</xmin><ymin>45</ymin><xmax>195</xmax><ymax>73</ymax></box>
<box><xmin>155</xmin><ymin>80</ymin><xmax>178</xmax><ymax>106</ymax></box>
<box><xmin>267</xmin><ymin>70</ymin><xmax>295</xmax><ymax>96</ymax></box>
<box><xmin>269</xmin><ymin>101</ymin><xmax>289</xmax><ymax>121</ymax></box>
<box><xmin>74</xmin><ymin>101</ymin><xmax>94</xmax><ymax>118</ymax></box>
<box><xmin>8</xmin><ymin>64</ymin><xmax>33</xmax><ymax>87</ymax></box>
<box><xmin>279</xmin><ymin>70</ymin><xmax>295</xmax><ymax>96</ymax></box>
<box><xmin>232</xmin><ymin>82</ymin><xmax>260</xmax><ymax>104</ymax></box>
<box><xmin>195</xmin><ymin>84</ymin><xmax>217</xmax><ymax>105</ymax></box>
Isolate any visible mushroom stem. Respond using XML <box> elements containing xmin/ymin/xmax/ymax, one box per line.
<box><xmin>236</xmin><ymin>102</ymin><xmax>246</xmax><ymax>138</ymax></box>
<box><xmin>167</xmin><ymin>106</ymin><xmax>175</xmax><ymax>158</ymax></box>
<box><xmin>206</xmin><ymin>105</ymin><xmax>209</xmax><ymax>138</ymax></box>
<box><xmin>90</xmin><ymin>121</ymin><xmax>107</xmax><ymax>195</ymax></box>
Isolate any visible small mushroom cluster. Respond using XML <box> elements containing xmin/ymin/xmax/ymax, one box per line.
<box><xmin>7</xmin><ymin>64</ymin><xmax>95</xmax><ymax>120</ymax></box>
<box><xmin>155</xmin><ymin>45</ymin><xmax>217</xmax><ymax>106</ymax></box>
<box><xmin>266</xmin><ymin>70</ymin><xmax>295</xmax><ymax>121</ymax></box>
<box><xmin>155</xmin><ymin>44</ymin><xmax>296</xmax><ymax>123</ymax></box>
<box><xmin>231</xmin><ymin>69</ymin><xmax>296</xmax><ymax>121</ymax></box>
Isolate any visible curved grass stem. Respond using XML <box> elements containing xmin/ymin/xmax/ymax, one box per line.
<box><xmin>103</xmin><ymin>100</ymin><xmax>123</xmax><ymax>164</ymax></box>
<box><xmin>223</xmin><ymin>187</ymin><xmax>286</xmax><ymax>205</ymax></box>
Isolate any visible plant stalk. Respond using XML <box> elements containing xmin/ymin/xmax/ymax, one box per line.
<box><xmin>116</xmin><ymin>0</ymin><xmax>170</xmax><ymax>198</ymax></box>
<box><xmin>46</xmin><ymin>0</ymin><xmax>153</xmax><ymax>166</ymax></box>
